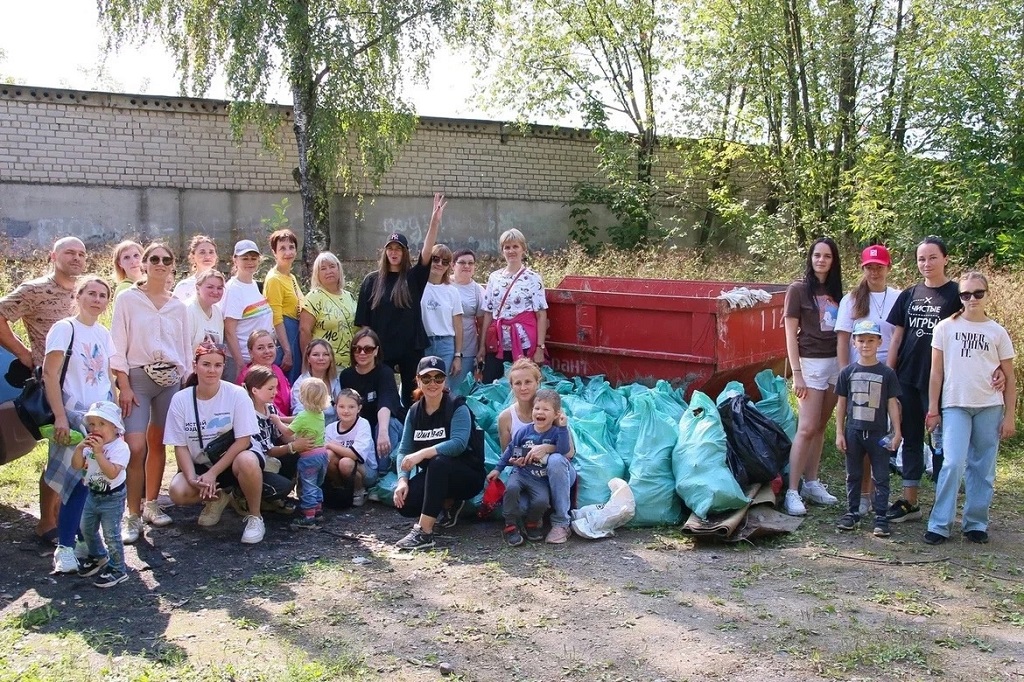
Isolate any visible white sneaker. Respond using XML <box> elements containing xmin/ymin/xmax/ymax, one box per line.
<box><xmin>142</xmin><ymin>500</ymin><xmax>173</xmax><ymax>527</ymax></box>
<box><xmin>352</xmin><ymin>488</ymin><xmax>366</xmax><ymax>507</ymax></box>
<box><xmin>198</xmin><ymin>491</ymin><xmax>231</xmax><ymax>527</ymax></box>
<box><xmin>241</xmin><ymin>515</ymin><xmax>265</xmax><ymax>544</ymax></box>
<box><xmin>121</xmin><ymin>514</ymin><xmax>143</xmax><ymax>544</ymax></box>
<box><xmin>858</xmin><ymin>494</ymin><xmax>871</xmax><ymax>517</ymax></box>
<box><xmin>53</xmin><ymin>545</ymin><xmax>79</xmax><ymax>574</ymax></box>
<box><xmin>73</xmin><ymin>539</ymin><xmax>89</xmax><ymax>561</ymax></box>
<box><xmin>784</xmin><ymin>489</ymin><xmax>807</xmax><ymax>516</ymax></box>
<box><xmin>801</xmin><ymin>480</ymin><xmax>839</xmax><ymax>506</ymax></box>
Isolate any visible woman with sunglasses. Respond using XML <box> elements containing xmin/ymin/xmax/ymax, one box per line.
<box><xmin>393</xmin><ymin>356</ymin><xmax>485</xmax><ymax>551</ymax></box>
<box><xmin>924</xmin><ymin>271</ymin><xmax>1016</xmax><ymax>545</ymax></box>
<box><xmin>355</xmin><ymin>193</ymin><xmax>445</xmax><ymax>408</ymax></box>
<box><xmin>299</xmin><ymin>251</ymin><xmax>355</xmax><ymax>370</ymax></box>
<box><xmin>291</xmin><ymin>339</ymin><xmax>342</xmax><ymax>423</ymax></box>
<box><xmin>110</xmin><ymin>243</ymin><xmax>192</xmax><ymax>543</ymax></box>
<box><xmin>450</xmin><ymin>248</ymin><xmax>484</xmax><ymax>393</ymax></box>
<box><xmin>420</xmin><ymin>244</ymin><xmax>463</xmax><ymax>385</ymax></box>
<box><xmin>338</xmin><ymin>329</ymin><xmax>404</xmax><ymax>475</ymax></box>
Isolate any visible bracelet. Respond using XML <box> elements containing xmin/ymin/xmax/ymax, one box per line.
<box><xmin>288</xmin><ymin>442</ymin><xmax>295</xmax><ymax>454</ymax></box>
<box><xmin>792</xmin><ymin>369</ymin><xmax>802</xmax><ymax>373</ymax></box>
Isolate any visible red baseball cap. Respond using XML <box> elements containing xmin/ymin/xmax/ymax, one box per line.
<box><xmin>860</xmin><ymin>244</ymin><xmax>891</xmax><ymax>267</ymax></box>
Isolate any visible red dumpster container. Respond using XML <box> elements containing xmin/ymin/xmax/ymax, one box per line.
<box><xmin>546</xmin><ymin>276</ymin><xmax>789</xmax><ymax>399</ymax></box>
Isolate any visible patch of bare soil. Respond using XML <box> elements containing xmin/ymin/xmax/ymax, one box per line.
<box><xmin>3</xmin><ymin>494</ymin><xmax>1024</xmax><ymax>681</ymax></box>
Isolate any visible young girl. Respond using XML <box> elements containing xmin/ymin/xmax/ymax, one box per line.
<box><xmin>290</xmin><ymin>378</ymin><xmax>331</xmax><ymax>529</ymax></box>
<box><xmin>421</xmin><ymin>244</ymin><xmax>464</xmax><ymax>384</ymax></box>
<box><xmin>325</xmin><ymin>388</ymin><xmax>375</xmax><ymax>506</ymax></box>
<box><xmin>238</xmin><ymin>330</ymin><xmax>291</xmax><ymax>416</ymax></box>
<box><xmin>783</xmin><ymin>237</ymin><xmax>843</xmax><ymax>516</ymax></box>
<box><xmin>172</xmin><ymin>235</ymin><xmax>219</xmax><ymax>303</ymax></box>
<box><xmin>264</xmin><ymin>229</ymin><xmax>305</xmax><ymax>382</ymax></box>
<box><xmin>111</xmin><ymin>240</ymin><xmax>144</xmax><ymax>297</ymax></box>
<box><xmin>243</xmin><ymin>365</ymin><xmax>312</xmax><ymax>504</ymax></box>
<box><xmin>186</xmin><ymin>269</ymin><xmax>226</xmax><ymax>350</ymax></box>
<box><xmin>72</xmin><ymin>400</ymin><xmax>131</xmax><ymax>588</ymax></box>
<box><xmin>924</xmin><ymin>272</ymin><xmax>1016</xmax><ymax>545</ymax></box>
<box><xmin>222</xmin><ymin>240</ymin><xmax>272</xmax><ymax>384</ymax></box>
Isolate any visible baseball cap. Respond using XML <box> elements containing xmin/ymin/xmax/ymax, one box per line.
<box><xmin>84</xmin><ymin>400</ymin><xmax>125</xmax><ymax>434</ymax></box>
<box><xmin>851</xmin><ymin>319</ymin><xmax>883</xmax><ymax>337</ymax></box>
<box><xmin>416</xmin><ymin>356</ymin><xmax>447</xmax><ymax>377</ymax></box>
<box><xmin>385</xmin><ymin>232</ymin><xmax>409</xmax><ymax>250</ymax></box>
<box><xmin>233</xmin><ymin>239</ymin><xmax>261</xmax><ymax>257</ymax></box>
<box><xmin>860</xmin><ymin>245</ymin><xmax>891</xmax><ymax>267</ymax></box>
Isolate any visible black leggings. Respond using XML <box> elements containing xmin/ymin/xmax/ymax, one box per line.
<box><xmin>398</xmin><ymin>456</ymin><xmax>485</xmax><ymax>520</ymax></box>
<box><xmin>384</xmin><ymin>351</ymin><xmax>424</xmax><ymax>409</ymax></box>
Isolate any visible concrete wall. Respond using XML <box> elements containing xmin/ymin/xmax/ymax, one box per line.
<box><xmin>0</xmin><ymin>84</ymin><xmax>761</xmax><ymax>261</ymax></box>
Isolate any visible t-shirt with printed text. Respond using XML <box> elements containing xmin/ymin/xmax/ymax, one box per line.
<box><xmin>83</xmin><ymin>438</ymin><xmax>131</xmax><ymax>492</ymax></box>
<box><xmin>164</xmin><ymin>381</ymin><xmax>259</xmax><ymax>465</ymax></box>
<box><xmin>886</xmin><ymin>281</ymin><xmax>961</xmax><ymax>390</ymax></box>
<box><xmin>301</xmin><ymin>288</ymin><xmax>356</xmax><ymax>368</ymax></box>
<box><xmin>932</xmin><ymin>316</ymin><xmax>1015</xmax><ymax>409</ymax></box>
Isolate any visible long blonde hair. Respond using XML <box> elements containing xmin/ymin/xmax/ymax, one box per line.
<box><xmin>112</xmin><ymin>240</ymin><xmax>143</xmax><ymax>283</ymax></box>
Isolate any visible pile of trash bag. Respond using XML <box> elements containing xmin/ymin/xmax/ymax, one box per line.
<box><xmin>373</xmin><ymin>364</ymin><xmax>796</xmax><ymax>527</ymax></box>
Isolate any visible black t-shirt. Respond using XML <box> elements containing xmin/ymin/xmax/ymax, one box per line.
<box><xmin>886</xmin><ymin>281</ymin><xmax>962</xmax><ymax>389</ymax></box>
<box><xmin>338</xmin><ymin>365</ymin><xmax>402</xmax><ymax>428</ymax></box>
<box><xmin>354</xmin><ymin>260</ymin><xmax>430</xmax><ymax>359</ymax></box>
<box><xmin>834</xmin><ymin>362</ymin><xmax>902</xmax><ymax>432</ymax></box>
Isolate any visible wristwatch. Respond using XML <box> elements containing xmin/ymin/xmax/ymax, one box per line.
<box><xmin>538</xmin><ymin>344</ymin><xmax>546</xmax><ymax>349</ymax></box>
<box><xmin>454</xmin><ymin>353</ymin><xmax>463</xmax><ymax>357</ymax></box>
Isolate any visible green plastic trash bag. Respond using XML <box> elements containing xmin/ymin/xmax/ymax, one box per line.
<box><xmin>570</xmin><ymin>419</ymin><xmax>626</xmax><ymax>508</ymax></box>
<box><xmin>626</xmin><ymin>393</ymin><xmax>684</xmax><ymax>526</ymax></box>
<box><xmin>754</xmin><ymin>369</ymin><xmax>798</xmax><ymax>440</ymax></box>
<box><xmin>671</xmin><ymin>391</ymin><xmax>750</xmax><ymax>520</ymax></box>
<box><xmin>370</xmin><ymin>471</ymin><xmax>400</xmax><ymax>508</ymax></box>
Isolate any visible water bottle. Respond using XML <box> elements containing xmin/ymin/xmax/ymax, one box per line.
<box><xmin>879</xmin><ymin>433</ymin><xmax>894</xmax><ymax>450</ymax></box>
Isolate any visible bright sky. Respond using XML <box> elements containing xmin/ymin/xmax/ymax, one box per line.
<box><xmin>1</xmin><ymin>1</ymin><xmax>507</xmax><ymax>123</ymax></box>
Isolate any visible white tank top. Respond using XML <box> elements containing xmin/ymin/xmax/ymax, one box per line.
<box><xmin>509</xmin><ymin>404</ymin><xmax>530</xmax><ymax>439</ymax></box>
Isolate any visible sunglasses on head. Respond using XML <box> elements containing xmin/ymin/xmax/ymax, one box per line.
<box><xmin>352</xmin><ymin>344</ymin><xmax>377</xmax><ymax>354</ymax></box>
<box><xmin>959</xmin><ymin>290</ymin><xmax>987</xmax><ymax>301</ymax></box>
<box><xmin>419</xmin><ymin>374</ymin><xmax>446</xmax><ymax>385</ymax></box>
<box><xmin>148</xmin><ymin>255</ymin><xmax>174</xmax><ymax>266</ymax></box>
<box><xmin>431</xmin><ymin>255</ymin><xmax>452</xmax><ymax>266</ymax></box>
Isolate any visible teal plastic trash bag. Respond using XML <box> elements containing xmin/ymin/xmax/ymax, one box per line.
<box><xmin>370</xmin><ymin>471</ymin><xmax>400</xmax><ymax>508</ymax></box>
<box><xmin>583</xmin><ymin>375</ymin><xmax>627</xmax><ymax>425</ymax></box>
<box><xmin>570</xmin><ymin>419</ymin><xmax>626</xmax><ymax>508</ymax></box>
<box><xmin>626</xmin><ymin>393</ymin><xmax>684</xmax><ymax>526</ymax></box>
<box><xmin>671</xmin><ymin>391</ymin><xmax>750</xmax><ymax>520</ymax></box>
<box><xmin>614</xmin><ymin>404</ymin><xmax>641</xmax><ymax>468</ymax></box>
<box><xmin>651</xmin><ymin>380</ymin><xmax>686</xmax><ymax>423</ymax></box>
<box><xmin>715</xmin><ymin>380</ymin><xmax>747</xmax><ymax>406</ymax></box>
<box><xmin>754</xmin><ymin>369</ymin><xmax>797</xmax><ymax>440</ymax></box>
<box><xmin>654</xmin><ymin>379</ymin><xmax>687</xmax><ymax>409</ymax></box>
<box><xmin>465</xmin><ymin>394</ymin><xmax>499</xmax><ymax>434</ymax></box>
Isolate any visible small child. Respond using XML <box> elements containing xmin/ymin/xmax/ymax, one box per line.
<box><xmin>834</xmin><ymin>320</ymin><xmax>903</xmax><ymax>538</ymax></box>
<box><xmin>487</xmin><ymin>389</ymin><xmax>570</xmax><ymax>546</ymax></box>
<box><xmin>71</xmin><ymin>401</ymin><xmax>132</xmax><ymax>588</ymax></box>
<box><xmin>243</xmin><ymin>365</ymin><xmax>301</xmax><ymax>514</ymax></box>
<box><xmin>325</xmin><ymin>388</ymin><xmax>376</xmax><ymax>506</ymax></box>
<box><xmin>289</xmin><ymin>378</ymin><xmax>331</xmax><ymax>529</ymax></box>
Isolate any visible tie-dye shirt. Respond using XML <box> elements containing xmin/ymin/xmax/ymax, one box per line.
<box><xmin>222</xmin><ymin>277</ymin><xmax>273</xmax><ymax>364</ymax></box>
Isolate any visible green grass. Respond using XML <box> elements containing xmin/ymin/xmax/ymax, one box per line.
<box><xmin>0</xmin><ymin>445</ymin><xmax>47</xmax><ymax>508</ymax></box>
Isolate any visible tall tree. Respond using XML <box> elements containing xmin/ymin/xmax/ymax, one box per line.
<box><xmin>97</xmin><ymin>0</ymin><xmax>483</xmax><ymax>267</ymax></box>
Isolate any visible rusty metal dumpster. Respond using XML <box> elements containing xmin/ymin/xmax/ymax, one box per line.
<box><xmin>546</xmin><ymin>277</ymin><xmax>789</xmax><ymax>399</ymax></box>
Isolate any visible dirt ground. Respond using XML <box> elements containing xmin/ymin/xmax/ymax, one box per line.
<box><xmin>3</xmin><ymin>473</ymin><xmax>1024</xmax><ymax>682</ymax></box>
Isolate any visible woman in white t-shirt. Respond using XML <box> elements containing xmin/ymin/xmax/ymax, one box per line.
<box><xmin>450</xmin><ymin>248</ymin><xmax>484</xmax><ymax>394</ymax></box>
<box><xmin>186</xmin><ymin>268</ymin><xmax>225</xmax><ymax>352</ymax></box>
<box><xmin>924</xmin><ymin>271</ymin><xmax>1016</xmax><ymax>545</ymax></box>
<box><xmin>164</xmin><ymin>341</ymin><xmax>266</xmax><ymax>544</ymax></box>
<box><xmin>43</xmin><ymin>275</ymin><xmax>119</xmax><ymax>574</ymax></box>
<box><xmin>421</xmin><ymin>244</ymin><xmax>463</xmax><ymax>386</ymax></box>
<box><xmin>172</xmin><ymin>235</ymin><xmax>219</xmax><ymax>304</ymax></box>
<box><xmin>222</xmin><ymin>240</ymin><xmax>273</xmax><ymax>384</ymax></box>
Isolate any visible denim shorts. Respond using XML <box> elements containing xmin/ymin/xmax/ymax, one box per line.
<box><xmin>799</xmin><ymin>356</ymin><xmax>840</xmax><ymax>391</ymax></box>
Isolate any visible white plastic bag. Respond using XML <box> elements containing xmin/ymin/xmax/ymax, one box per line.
<box><xmin>570</xmin><ymin>478</ymin><xmax>636</xmax><ymax>539</ymax></box>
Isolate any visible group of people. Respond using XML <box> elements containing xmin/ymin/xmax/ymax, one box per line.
<box><xmin>783</xmin><ymin>236</ymin><xmax>1016</xmax><ymax>544</ymax></box>
<box><xmin>0</xmin><ymin>193</ymin><xmax>564</xmax><ymax>587</ymax></box>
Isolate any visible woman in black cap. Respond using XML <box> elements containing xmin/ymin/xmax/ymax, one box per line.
<box><xmin>355</xmin><ymin>193</ymin><xmax>445</xmax><ymax>408</ymax></box>
<box><xmin>392</xmin><ymin>356</ymin><xmax>485</xmax><ymax>550</ymax></box>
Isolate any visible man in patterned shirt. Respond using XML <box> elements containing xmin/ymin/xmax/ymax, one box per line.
<box><xmin>0</xmin><ymin>237</ymin><xmax>87</xmax><ymax>543</ymax></box>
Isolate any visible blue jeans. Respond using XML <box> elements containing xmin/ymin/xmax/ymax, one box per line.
<box><xmin>928</xmin><ymin>405</ymin><xmax>1003</xmax><ymax>537</ymax></box>
<box><xmin>81</xmin><ymin>487</ymin><xmax>127</xmax><ymax>574</ymax></box>
<box><xmin>275</xmin><ymin>315</ymin><xmax>303</xmax><ymax>384</ymax></box>
<box><xmin>373</xmin><ymin>417</ymin><xmax>404</xmax><ymax>475</ymax></box>
<box><xmin>297</xmin><ymin>452</ymin><xmax>328</xmax><ymax>513</ymax></box>
<box><xmin>425</xmin><ymin>335</ymin><xmax>455</xmax><ymax>386</ymax></box>
<box><xmin>547</xmin><ymin>454</ymin><xmax>577</xmax><ymax>528</ymax></box>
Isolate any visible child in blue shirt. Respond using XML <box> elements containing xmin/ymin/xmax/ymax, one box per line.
<box><xmin>487</xmin><ymin>389</ymin><xmax>570</xmax><ymax>546</ymax></box>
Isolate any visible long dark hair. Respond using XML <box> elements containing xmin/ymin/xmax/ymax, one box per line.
<box><xmin>369</xmin><ymin>244</ymin><xmax>412</xmax><ymax>310</ymax></box>
<box><xmin>348</xmin><ymin>328</ymin><xmax>382</xmax><ymax>368</ymax></box>
<box><xmin>803</xmin><ymin>237</ymin><xmax>843</xmax><ymax>309</ymax></box>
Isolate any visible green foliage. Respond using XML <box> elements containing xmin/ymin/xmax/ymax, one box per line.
<box><xmin>261</xmin><ymin>198</ymin><xmax>292</xmax><ymax>234</ymax></box>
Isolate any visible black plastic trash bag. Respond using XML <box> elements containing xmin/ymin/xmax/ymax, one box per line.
<box><xmin>719</xmin><ymin>394</ymin><xmax>792</xmax><ymax>488</ymax></box>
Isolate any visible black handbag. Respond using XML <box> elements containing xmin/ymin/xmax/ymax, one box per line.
<box><xmin>13</xmin><ymin>320</ymin><xmax>75</xmax><ymax>440</ymax></box>
<box><xmin>193</xmin><ymin>387</ymin><xmax>235</xmax><ymax>463</ymax></box>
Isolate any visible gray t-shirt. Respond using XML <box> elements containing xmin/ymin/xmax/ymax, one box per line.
<box><xmin>835</xmin><ymin>361</ymin><xmax>902</xmax><ymax>432</ymax></box>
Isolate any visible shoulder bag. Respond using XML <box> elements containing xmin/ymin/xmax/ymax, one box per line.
<box><xmin>193</xmin><ymin>386</ymin><xmax>236</xmax><ymax>463</ymax></box>
<box><xmin>14</xmin><ymin>320</ymin><xmax>75</xmax><ymax>440</ymax></box>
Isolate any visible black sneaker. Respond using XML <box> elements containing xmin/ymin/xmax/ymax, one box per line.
<box><xmin>503</xmin><ymin>524</ymin><xmax>524</xmax><ymax>547</ymax></box>
<box><xmin>873</xmin><ymin>518</ymin><xmax>891</xmax><ymax>538</ymax></box>
<box><xmin>291</xmin><ymin>515</ymin><xmax>321</xmax><ymax>530</ymax></box>
<box><xmin>964</xmin><ymin>530</ymin><xmax>989</xmax><ymax>544</ymax></box>
<box><xmin>836</xmin><ymin>513</ymin><xmax>860</xmax><ymax>531</ymax></box>
<box><xmin>436</xmin><ymin>499</ymin><xmax>466</xmax><ymax>530</ymax></box>
<box><xmin>94</xmin><ymin>569</ymin><xmax>128</xmax><ymax>588</ymax></box>
<box><xmin>395</xmin><ymin>524</ymin><xmax>435</xmax><ymax>551</ymax></box>
<box><xmin>523</xmin><ymin>523</ymin><xmax>545</xmax><ymax>542</ymax></box>
<box><xmin>923</xmin><ymin>531</ymin><xmax>947</xmax><ymax>545</ymax></box>
<box><xmin>886</xmin><ymin>499</ymin><xmax>922</xmax><ymax>523</ymax></box>
<box><xmin>78</xmin><ymin>556</ymin><xmax>109</xmax><ymax>578</ymax></box>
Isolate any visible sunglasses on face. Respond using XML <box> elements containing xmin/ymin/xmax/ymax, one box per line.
<box><xmin>418</xmin><ymin>374</ymin><xmax>446</xmax><ymax>385</ymax></box>
<box><xmin>148</xmin><ymin>255</ymin><xmax>174</xmax><ymax>266</ymax></box>
<box><xmin>431</xmin><ymin>256</ymin><xmax>452</xmax><ymax>266</ymax></box>
<box><xmin>959</xmin><ymin>290</ymin><xmax>987</xmax><ymax>301</ymax></box>
<box><xmin>352</xmin><ymin>345</ymin><xmax>377</xmax><ymax>354</ymax></box>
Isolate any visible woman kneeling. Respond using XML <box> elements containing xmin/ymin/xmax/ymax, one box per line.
<box><xmin>164</xmin><ymin>342</ymin><xmax>266</xmax><ymax>544</ymax></box>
